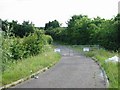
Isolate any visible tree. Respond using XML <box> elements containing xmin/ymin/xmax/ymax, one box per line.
<box><xmin>11</xmin><ymin>21</ymin><xmax>34</xmax><ymax>38</ymax></box>
<box><xmin>66</xmin><ymin>15</ymin><xmax>91</xmax><ymax>44</ymax></box>
<box><xmin>44</xmin><ymin>20</ymin><xmax>60</xmax><ymax>30</ymax></box>
<box><xmin>1</xmin><ymin>20</ymin><xmax>35</xmax><ymax>38</ymax></box>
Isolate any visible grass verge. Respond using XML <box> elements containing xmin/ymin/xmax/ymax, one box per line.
<box><xmin>71</xmin><ymin>46</ymin><xmax>118</xmax><ymax>88</ymax></box>
<box><xmin>1</xmin><ymin>45</ymin><xmax>61</xmax><ymax>86</ymax></box>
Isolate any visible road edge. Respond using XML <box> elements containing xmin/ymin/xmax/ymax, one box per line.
<box><xmin>0</xmin><ymin>61</ymin><xmax>57</xmax><ymax>90</ymax></box>
<box><xmin>92</xmin><ymin>57</ymin><xmax>109</xmax><ymax>88</ymax></box>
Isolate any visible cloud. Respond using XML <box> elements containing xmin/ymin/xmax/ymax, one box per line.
<box><xmin>0</xmin><ymin>0</ymin><xmax>119</xmax><ymax>27</ymax></box>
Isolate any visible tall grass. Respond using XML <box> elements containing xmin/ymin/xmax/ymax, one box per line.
<box><xmin>72</xmin><ymin>46</ymin><xmax>118</xmax><ymax>88</ymax></box>
<box><xmin>1</xmin><ymin>45</ymin><xmax>61</xmax><ymax>86</ymax></box>
<box><xmin>0</xmin><ymin>31</ymin><xmax>3</xmax><ymax>86</ymax></box>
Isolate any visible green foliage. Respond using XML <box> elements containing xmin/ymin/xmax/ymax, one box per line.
<box><xmin>46</xmin><ymin>14</ymin><xmax>119</xmax><ymax>51</ymax></box>
<box><xmin>85</xmin><ymin>51</ymin><xmax>95</xmax><ymax>57</ymax></box>
<box><xmin>2</xmin><ymin>28</ymin><xmax>53</xmax><ymax>72</ymax></box>
<box><xmin>44</xmin><ymin>35</ymin><xmax>53</xmax><ymax>44</ymax></box>
<box><xmin>1</xmin><ymin>19</ymin><xmax>55</xmax><ymax>85</ymax></box>
<box><xmin>12</xmin><ymin>21</ymin><xmax>34</xmax><ymax>38</ymax></box>
<box><xmin>67</xmin><ymin>15</ymin><xmax>91</xmax><ymax>44</ymax></box>
<box><xmin>2</xmin><ymin>46</ymin><xmax>61</xmax><ymax>86</ymax></box>
<box><xmin>90</xmin><ymin>19</ymin><xmax>118</xmax><ymax>50</ymax></box>
<box><xmin>23</xmin><ymin>36</ymin><xmax>38</xmax><ymax>56</ymax></box>
<box><xmin>1</xmin><ymin>20</ymin><xmax>34</xmax><ymax>38</ymax></box>
<box><xmin>72</xmin><ymin>46</ymin><xmax>118</xmax><ymax>88</ymax></box>
<box><xmin>10</xmin><ymin>38</ymin><xmax>24</xmax><ymax>60</ymax></box>
<box><xmin>46</xmin><ymin>27</ymin><xmax>66</xmax><ymax>42</ymax></box>
<box><xmin>45</xmin><ymin>20</ymin><xmax>60</xmax><ymax>30</ymax></box>
<box><xmin>2</xmin><ymin>38</ymin><xmax>13</xmax><ymax>63</ymax></box>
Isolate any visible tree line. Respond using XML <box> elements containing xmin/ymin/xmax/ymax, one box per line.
<box><xmin>2</xmin><ymin>20</ymin><xmax>35</xmax><ymax>38</ymax></box>
<box><xmin>44</xmin><ymin>14</ymin><xmax>120</xmax><ymax>51</ymax></box>
<box><xmin>1</xmin><ymin>19</ymin><xmax>53</xmax><ymax>71</ymax></box>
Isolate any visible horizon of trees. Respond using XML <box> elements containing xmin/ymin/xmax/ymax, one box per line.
<box><xmin>44</xmin><ymin>14</ymin><xmax>119</xmax><ymax>51</ymax></box>
<box><xmin>1</xmin><ymin>14</ymin><xmax>119</xmax><ymax>51</ymax></box>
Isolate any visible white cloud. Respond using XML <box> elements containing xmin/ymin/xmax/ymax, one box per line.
<box><xmin>0</xmin><ymin>0</ymin><xmax>119</xmax><ymax>27</ymax></box>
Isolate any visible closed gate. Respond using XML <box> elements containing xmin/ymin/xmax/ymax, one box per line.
<box><xmin>54</xmin><ymin>45</ymin><xmax>100</xmax><ymax>57</ymax></box>
<box><xmin>55</xmin><ymin>45</ymin><xmax>80</xmax><ymax>57</ymax></box>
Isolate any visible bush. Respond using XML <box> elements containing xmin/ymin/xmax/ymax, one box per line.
<box><xmin>2</xmin><ymin>29</ymin><xmax>53</xmax><ymax>62</ymax></box>
<box><xmin>2</xmin><ymin>38</ymin><xmax>12</xmax><ymax>62</ymax></box>
<box><xmin>23</xmin><ymin>34</ymin><xmax>42</xmax><ymax>56</ymax></box>
<box><xmin>44</xmin><ymin>35</ymin><xmax>53</xmax><ymax>44</ymax></box>
<box><xmin>10</xmin><ymin>38</ymin><xmax>24</xmax><ymax>60</ymax></box>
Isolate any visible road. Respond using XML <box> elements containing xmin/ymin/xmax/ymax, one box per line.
<box><xmin>12</xmin><ymin>45</ymin><xmax>106</xmax><ymax>88</ymax></box>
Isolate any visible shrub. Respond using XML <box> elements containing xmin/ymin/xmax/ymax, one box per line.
<box><xmin>44</xmin><ymin>35</ymin><xmax>53</xmax><ymax>44</ymax></box>
<box><xmin>2</xmin><ymin>28</ymin><xmax>53</xmax><ymax>69</ymax></box>
<box><xmin>10</xmin><ymin>38</ymin><xmax>24</xmax><ymax>60</ymax></box>
<box><xmin>23</xmin><ymin>34</ymin><xmax>42</xmax><ymax>56</ymax></box>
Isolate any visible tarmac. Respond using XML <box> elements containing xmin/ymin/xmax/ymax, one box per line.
<box><xmin>11</xmin><ymin>45</ymin><xmax>106</xmax><ymax>88</ymax></box>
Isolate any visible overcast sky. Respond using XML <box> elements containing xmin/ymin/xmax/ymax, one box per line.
<box><xmin>0</xmin><ymin>0</ymin><xmax>119</xmax><ymax>27</ymax></box>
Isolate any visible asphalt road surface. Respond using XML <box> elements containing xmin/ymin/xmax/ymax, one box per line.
<box><xmin>12</xmin><ymin>45</ymin><xmax>106</xmax><ymax>88</ymax></box>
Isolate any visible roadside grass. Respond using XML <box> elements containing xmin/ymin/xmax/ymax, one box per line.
<box><xmin>1</xmin><ymin>45</ymin><xmax>61</xmax><ymax>86</ymax></box>
<box><xmin>0</xmin><ymin>47</ymin><xmax>2</xmax><ymax>86</ymax></box>
<box><xmin>0</xmin><ymin>61</ymin><xmax>2</xmax><ymax>86</ymax></box>
<box><xmin>0</xmin><ymin>32</ymin><xmax>3</xmax><ymax>86</ymax></box>
<box><xmin>71</xmin><ymin>46</ymin><xmax>118</xmax><ymax>88</ymax></box>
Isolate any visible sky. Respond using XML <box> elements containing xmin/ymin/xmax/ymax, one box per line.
<box><xmin>0</xmin><ymin>0</ymin><xmax>119</xmax><ymax>27</ymax></box>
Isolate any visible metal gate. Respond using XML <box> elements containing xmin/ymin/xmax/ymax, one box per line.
<box><xmin>55</xmin><ymin>45</ymin><xmax>80</xmax><ymax>56</ymax></box>
<box><xmin>54</xmin><ymin>45</ymin><xmax>100</xmax><ymax>57</ymax></box>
